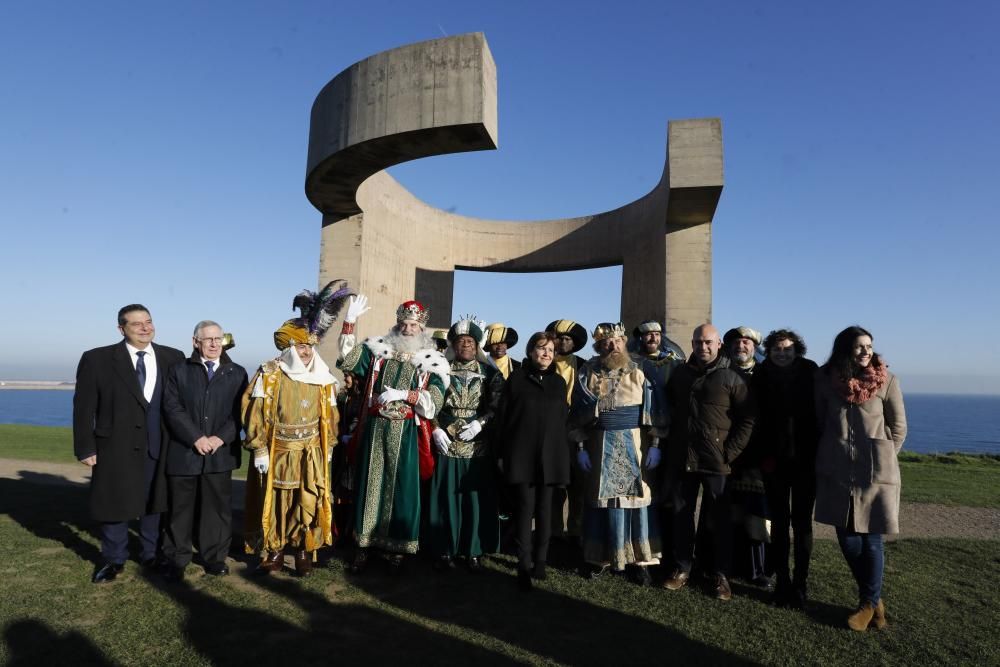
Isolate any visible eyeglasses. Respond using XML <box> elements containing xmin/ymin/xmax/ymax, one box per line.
<box><xmin>197</xmin><ymin>337</ymin><xmax>224</xmax><ymax>345</ymax></box>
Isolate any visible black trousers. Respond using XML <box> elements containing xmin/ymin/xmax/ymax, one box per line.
<box><xmin>765</xmin><ymin>466</ymin><xmax>816</xmax><ymax>588</ymax></box>
<box><xmin>512</xmin><ymin>483</ymin><xmax>554</xmax><ymax>571</ymax></box>
<box><xmin>163</xmin><ymin>471</ymin><xmax>233</xmax><ymax>567</ymax></box>
<box><xmin>672</xmin><ymin>472</ymin><xmax>731</xmax><ymax>576</ymax></box>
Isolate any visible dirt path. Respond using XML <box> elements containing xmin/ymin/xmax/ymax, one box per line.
<box><xmin>1</xmin><ymin>457</ymin><xmax>997</xmax><ymax>540</ymax></box>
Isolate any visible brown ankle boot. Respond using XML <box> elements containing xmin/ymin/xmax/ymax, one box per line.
<box><xmin>256</xmin><ymin>550</ymin><xmax>284</xmax><ymax>574</ymax></box>
<box><xmin>847</xmin><ymin>602</ymin><xmax>876</xmax><ymax>631</ymax></box>
<box><xmin>869</xmin><ymin>599</ymin><xmax>887</xmax><ymax>630</ymax></box>
<box><xmin>294</xmin><ymin>550</ymin><xmax>312</xmax><ymax>577</ymax></box>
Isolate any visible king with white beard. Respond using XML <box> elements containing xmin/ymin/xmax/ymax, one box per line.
<box><xmin>337</xmin><ymin>296</ymin><xmax>449</xmax><ymax>573</ymax></box>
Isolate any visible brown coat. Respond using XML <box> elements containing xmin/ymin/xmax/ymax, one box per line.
<box><xmin>813</xmin><ymin>370</ymin><xmax>907</xmax><ymax>534</ymax></box>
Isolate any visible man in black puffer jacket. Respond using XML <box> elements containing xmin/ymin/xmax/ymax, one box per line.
<box><xmin>162</xmin><ymin>319</ymin><xmax>248</xmax><ymax>580</ymax></box>
<box><xmin>661</xmin><ymin>323</ymin><xmax>754</xmax><ymax>601</ymax></box>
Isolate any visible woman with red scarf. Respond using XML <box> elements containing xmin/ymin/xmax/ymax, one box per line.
<box><xmin>815</xmin><ymin>326</ymin><xmax>907</xmax><ymax>631</ymax></box>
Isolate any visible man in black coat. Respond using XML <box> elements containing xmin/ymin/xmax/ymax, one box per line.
<box><xmin>73</xmin><ymin>304</ymin><xmax>185</xmax><ymax>583</ymax></box>
<box><xmin>661</xmin><ymin>323</ymin><xmax>754</xmax><ymax>601</ymax></box>
<box><xmin>161</xmin><ymin>320</ymin><xmax>248</xmax><ymax>580</ymax></box>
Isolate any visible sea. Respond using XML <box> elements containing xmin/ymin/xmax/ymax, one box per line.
<box><xmin>0</xmin><ymin>389</ymin><xmax>997</xmax><ymax>455</ymax></box>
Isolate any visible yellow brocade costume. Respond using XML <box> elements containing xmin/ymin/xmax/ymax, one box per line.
<box><xmin>242</xmin><ymin>361</ymin><xmax>339</xmax><ymax>554</ymax></box>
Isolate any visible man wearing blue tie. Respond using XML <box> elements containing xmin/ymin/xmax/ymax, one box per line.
<box><xmin>161</xmin><ymin>320</ymin><xmax>248</xmax><ymax>581</ymax></box>
<box><xmin>73</xmin><ymin>304</ymin><xmax>184</xmax><ymax>583</ymax></box>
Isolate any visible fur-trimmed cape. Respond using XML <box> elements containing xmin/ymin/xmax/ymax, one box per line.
<box><xmin>362</xmin><ymin>337</ymin><xmax>450</xmax><ymax>383</ymax></box>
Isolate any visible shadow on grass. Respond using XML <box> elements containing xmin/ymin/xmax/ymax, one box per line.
<box><xmin>1</xmin><ymin>472</ymin><xmax>754</xmax><ymax>665</ymax></box>
<box><xmin>4</xmin><ymin>618</ymin><xmax>112</xmax><ymax>667</ymax></box>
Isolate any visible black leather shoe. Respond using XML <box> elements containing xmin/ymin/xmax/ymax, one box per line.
<box><xmin>164</xmin><ymin>565</ymin><xmax>186</xmax><ymax>583</ymax></box>
<box><xmin>349</xmin><ymin>548</ymin><xmax>368</xmax><ymax>575</ymax></box>
<box><xmin>531</xmin><ymin>562</ymin><xmax>547</xmax><ymax>581</ymax></box>
<box><xmin>92</xmin><ymin>562</ymin><xmax>124</xmax><ymax>583</ymax></box>
<box><xmin>433</xmin><ymin>556</ymin><xmax>455</xmax><ymax>573</ymax></box>
<box><xmin>517</xmin><ymin>568</ymin><xmax>533</xmax><ymax>591</ymax></box>
<box><xmin>205</xmin><ymin>562</ymin><xmax>230</xmax><ymax>576</ymax></box>
<box><xmin>140</xmin><ymin>556</ymin><xmax>169</xmax><ymax>575</ymax></box>
<box><xmin>631</xmin><ymin>565</ymin><xmax>652</xmax><ymax>587</ymax></box>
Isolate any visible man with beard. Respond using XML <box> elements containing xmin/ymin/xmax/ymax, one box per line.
<box><xmin>243</xmin><ymin>282</ymin><xmax>350</xmax><ymax>577</ymax></box>
<box><xmin>629</xmin><ymin>320</ymin><xmax>684</xmax><ymax>567</ymax></box>
<box><xmin>724</xmin><ymin>326</ymin><xmax>762</xmax><ymax>379</ymax></box>
<box><xmin>338</xmin><ymin>296</ymin><xmax>449</xmax><ymax>573</ymax></box>
<box><xmin>722</xmin><ymin>325</ymin><xmax>771</xmax><ymax>588</ymax></box>
<box><xmin>484</xmin><ymin>323</ymin><xmax>520</xmax><ymax>380</ymax></box>
<box><xmin>427</xmin><ymin>317</ymin><xmax>504</xmax><ymax>572</ymax></box>
<box><xmin>571</xmin><ymin>322</ymin><xmax>665</xmax><ymax>585</ymax></box>
<box><xmin>662</xmin><ymin>324</ymin><xmax>755</xmax><ymax>601</ymax></box>
<box><xmin>545</xmin><ymin>319</ymin><xmax>589</xmax><ymax>543</ymax></box>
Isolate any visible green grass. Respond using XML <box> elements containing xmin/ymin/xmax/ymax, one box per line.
<box><xmin>0</xmin><ymin>424</ymin><xmax>248</xmax><ymax>479</ymax></box>
<box><xmin>0</xmin><ymin>474</ymin><xmax>997</xmax><ymax>665</ymax></box>
<box><xmin>2</xmin><ymin>424</ymin><xmax>996</xmax><ymax>506</ymax></box>
<box><xmin>899</xmin><ymin>452</ymin><xmax>1000</xmax><ymax>507</ymax></box>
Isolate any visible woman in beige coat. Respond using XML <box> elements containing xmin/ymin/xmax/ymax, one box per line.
<box><xmin>815</xmin><ymin>326</ymin><xmax>906</xmax><ymax>631</ymax></box>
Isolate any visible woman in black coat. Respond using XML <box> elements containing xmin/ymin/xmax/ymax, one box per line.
<box><xmin>495</xmin><ymin>331</ymin><xmax>570</xmax><ymax>590</ymax></box>
<box><xmin>751</xmin><ymin>329</ymin><xmax>818</xmax><ymax>608</ymax></box>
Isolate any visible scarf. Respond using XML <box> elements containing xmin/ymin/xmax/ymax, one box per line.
<box><xmin>832</xmin><ymin>357</ymin><xmax>888</xmax><ymax>404</ymax></box>
<box><xmin>278</xmin><ymin>345</ymin><xmax>338</xmax><ymax>387</ymax></box>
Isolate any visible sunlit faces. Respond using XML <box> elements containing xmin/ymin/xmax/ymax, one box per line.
<box><xmin>729</xmin><ymin>337</ymin><xmax>756</xmax><ymax>365</ymax></box>
<box><xmin>641</xmin><ymin>330</ymin><xmax>661</xmax><ymax>354</ymax></box>
<box><xmin>119</xmin><ymin>310</ymin><xmax>154</xmax><ymax>349</ymax></box>
<box><xmin>194</xmin><ymin>324</ymin><xmax>224</xmax><ymax>361</ymax></box>
<box><xmin>596</xmin><ymin>336</ymin><xmax>626</xmax><ymax>357</ymax></box>
<box><xmin>295</xmin><ymin>342</ymin><xmax>314</xmax><ymax>366</ymax></box>
<box><xmin>487</xmin><ymin>342</ymin><xmax>507</xmax><ymax>359</ymax></box>
<box><xmin>691</xmin><ymin>325</ymin><xmax>722</xmax><ymax>365</ymax></box>
<box><xmin>398</xmin><ymin>320</ymin><xmax>421</xmax><ymax>337</ymax></box>
<box><xmin>852</xmin><ymin>335</ymin><xmax>873</xmax><ymax>368</ymax></box>
<box><xmin>769</xmin><ymin>338</ymin><xmax>797</xmax><ymax>368</ymax></box>
<box><xmin>530</xmin><ymin>340</ymin><xmax>555</xmax><ymax>370</ymax></box>
<box><xmin>554</xmin><ymin>334</ymin><xmax>575</xmax><ymax>356</ymax></box>
<box><xmin>452</xmin><ymin>335</ymin><xmax>478</xmax><ymax>362</ymax></box>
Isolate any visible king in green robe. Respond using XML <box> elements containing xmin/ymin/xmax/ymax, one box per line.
<box><xmin>426</xmin><ymin>318</ymin><xmax>504</xmax><ymax>571</ymax></box>
<box><xmin>338</xmin><ymin>298</ymin><xmax>448</xmax><ymax>571</ymax></box>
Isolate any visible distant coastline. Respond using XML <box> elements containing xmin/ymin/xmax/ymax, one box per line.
<box><xmin>0</xmin><ymin>381</ymin><xmax>74</xmax><ymax>391</ymax></box>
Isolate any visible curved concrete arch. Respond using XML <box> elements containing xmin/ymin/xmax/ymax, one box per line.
<box><xmin>306</xmin><ymin>33</ymin><xmax>723</xmax><ymax>355</ymax></box>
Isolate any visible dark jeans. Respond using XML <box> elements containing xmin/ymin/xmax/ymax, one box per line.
<box><xmin>163</xmin><ymin>471</ymin><xmax>233</xmax><ymax>567</ymax></box>
<box><xmin>765</xmin><ymin>467</ymin><xmax>816</xmax><ymax>588</ymax></box>
<box><xmin>100</xmin><ymin>454</ymin><xmax>160</xmax><ymax>564</ymax></box>
<box><xmin>672</xmin><ymin>472</ymin><xmax>731</xmax><ymax>576</ymax></box>
<box><xmin>513</xmin><ymin>483</ymin><xmax>554</xmax><ymax>571</ymax></box>
<box><xmin>836</xmin><ymin>528</ymin><xmax>884</xmax><ymax>605</ymax></box>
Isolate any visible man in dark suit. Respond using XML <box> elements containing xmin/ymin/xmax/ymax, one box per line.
<box><xmin>161</xmin><ymin>320</ymin><xmax>248</xmax><ymax>580</ymax></box>
<box><xmin>73</xmin><ymin>304</ymin><xmax>185</xmax><ymax>583</ymax></box>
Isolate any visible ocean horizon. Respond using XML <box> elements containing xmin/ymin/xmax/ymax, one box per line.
<box><xmin>0</xmin><ymin>389</ymin><xmax>997</xmax><ymax>456</ymax></box>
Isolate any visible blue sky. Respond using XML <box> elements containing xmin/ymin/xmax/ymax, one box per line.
<box><xmin>1</xmin><ymin>1</ymin><xmax>997</xmax><ymax>393</ymax></box>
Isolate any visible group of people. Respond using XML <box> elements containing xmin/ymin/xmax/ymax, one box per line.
<box><xmin>73</xmin><ymin>283</ymin><xmax>906</xmax><ymax>633</ymax></box>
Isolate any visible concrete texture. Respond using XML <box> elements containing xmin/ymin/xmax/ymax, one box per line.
<box><xmin>305</xmin><ymin>33</ymin><xmax>723</xmax><ymax>359</ymax></box>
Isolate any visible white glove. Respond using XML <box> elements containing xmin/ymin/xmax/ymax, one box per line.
<box><xmin>576</xmin><ymin>449</ymin><xmax>592</xmax><ymax>472</ymax></box>
<box><xmin>645</xmin><ymin>447</ymin><xmax>662</xmax><ymax>470</ymax></box>
<box><xmin>345</xmin><ymin>294</ymin><xmax>370</xmax><ymax>323</ymax></box>
<box><xmin>254</xmin><ymin>455</ymin><xmax>269</xmax><ymax>475</ymax></box>
<box><xmin>458</xmin><ymin>420</ymin><xmax>482</xmax><ymax>442</ymax></box>
<box><xmin>432</xmin><ymin>428</ymin><xmax>451</xmax><ymax>455</ymax></box>
<box><xmin>340</xmin><ymin>434</ymin><xmax>352</xmax><ymax>444</ymax></box>
<box><xmin>378</xmin><ymin>387</ymin><xmax>408</xmax><ymax>404</ymax></box>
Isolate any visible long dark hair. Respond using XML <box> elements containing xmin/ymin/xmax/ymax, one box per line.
<box><xmin>825</xmin><ymin>325</ymin><xmax>880</xmax><ymax>380</ymax></box>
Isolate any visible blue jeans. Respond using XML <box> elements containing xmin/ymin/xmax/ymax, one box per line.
<box><xmin>835</xmin><ymin>527</ymin><xmax>884</xmax><ymax>605</ymax></box>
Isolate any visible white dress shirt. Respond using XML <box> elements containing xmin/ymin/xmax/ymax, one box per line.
<box><xmin>125</xmin><ymin>342</ymin><xmax>157</xmax><ymax>402</ymax></box>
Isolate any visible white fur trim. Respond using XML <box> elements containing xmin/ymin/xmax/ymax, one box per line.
<box><xmin>361</xmin><ymin>338</ymin><xmax>451</xmax><ymax>383</ymax></box>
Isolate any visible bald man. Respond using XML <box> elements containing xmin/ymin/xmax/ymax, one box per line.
<box><xmin>661</xmin><ymin>324</ymin><xmax>755</xmax><ymax>601</ymax></box>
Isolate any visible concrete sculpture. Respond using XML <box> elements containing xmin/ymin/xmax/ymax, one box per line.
<box><xmin>305</xmin><ymin>32</ymin><xmax>723</xmax><ymax>358</ymax></box>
